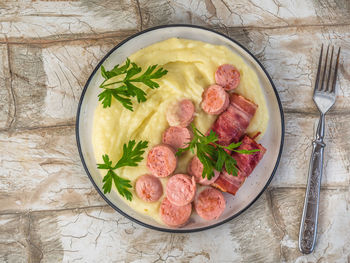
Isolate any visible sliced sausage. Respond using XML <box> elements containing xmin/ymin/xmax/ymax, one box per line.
<box><xmin>201</xmin><ymin>85</ymin><xmax>229</xmax><ymax>115</ymax></box>
<box><xmin>160</xmin><ymin>197</ymin><xmax>192</xmax><ymax>227</ymax></box>
<box><xmin>162</xmin><ymin>126</ymin><xmax>192</xmax><ymax>150</ymax></box>
<box><xmin>187</xmin><ymin>156</ymin><xmax>220</xmax><ymax>185</ymax></box>
<box><xmin>135</xmin><ymin>174</ymin><xmax>163</xmax><ymax>202</ymax></box>
<box><xmin>215</xmin><ymin>64</ymin><xmax>240</xmax><ymax>91</ymax></box>
<box><xmin>166</xmin><ymin>99</ymin><xmax>195</xmax><ymax>127</ymax></box>
<box><xmin>147</xmin><ymin>145</ymin><xmax>177</xmax><ymax>178</ymax></box>
<box><xmin>195</xmin><ymin>187</ymin><xmax>226</xmax><ymax>220</ymax></box>
<box><xmin>166</xmin><ymin>174</ymin><xmax>196</xmax><ymax>206</ymax></box>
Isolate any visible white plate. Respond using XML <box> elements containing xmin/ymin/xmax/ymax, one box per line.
<box><xmin>76</xmin><ymin>25</ymin><xmax>284</xmax><ymax>233</ymax></box>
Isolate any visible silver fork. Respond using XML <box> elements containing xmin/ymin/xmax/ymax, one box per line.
<box><xmin>298</xmin><ymin>45</ymin><xmax>341</xmax><ymax>254</ymax></box>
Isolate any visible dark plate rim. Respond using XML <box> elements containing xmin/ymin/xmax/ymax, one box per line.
<box><xmin>75</xmin><ymin>24</ymin><xmax>285</xmax><ymax>233</ymax></box>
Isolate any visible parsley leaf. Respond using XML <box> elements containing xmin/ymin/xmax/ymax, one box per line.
<box><xmin>224</xmin><ymin>155</ymin><xmax>238</xmax><ymax>176</ymax></box>
<box><xmin>176</xmin><ymin>124</ymin><xmax>259</xmax><ymax>179</ymax></box>
<box><xmin>215</xmin><ymin>149</ymin><xmax>227</xmax><ymax>172</ymax></box>
<box><xmin>102</xmin><ymin>169</ymin><xmax>133</xmax><ymax>201</ymax></box>
<box><xmin>101</xmin><ymin>58</ymin><xmax>130</xmax><ymax>80</ymax></box>
<box><xmin>115</xmin><ymin>140</ymin><xmax>149</xmax><ymax>168</ymax></box>
<box><xmin>233</xmin><ymin>149</ymin><xmax>261</xmax><ymax>154</ymax></box>
<box><xmin>97</xmin><ymin>140</ymin><xmax>148</xmax><ymax>201</ymax></box>
<box><xmin>98</xmin><ymin>87</ymin><xmax>133</xmax><ymax>111</ymax></box>
<box><xmin>98</xmin><ymin>59</ymin><xmax>168</xmax><ymax>110</ymax></box>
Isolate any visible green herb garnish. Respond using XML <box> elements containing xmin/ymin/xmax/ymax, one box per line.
<box><xmin>97</xmin><ymin>140</ymin><xmax>148</xmax><ymax>201</ymax></box>
<box><xmin>98</xmin><ymin>58</ymin><xmax>168</xmax><ymax>111</ymax></box>
<box><xmin>176</xmin><ymin>124</ymin><xmax>260</xmax><ymax>180</ymax></box>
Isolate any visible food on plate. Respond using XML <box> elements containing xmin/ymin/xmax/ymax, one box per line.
<box><xmin>135</xmin><ymin>174</ymin><xmax>163</xmax><ymax>202</ymax></box>
<box><xmin>195</xmin><ymin>188</ymin><xmax>226</xmax><ymax>220</ymax></box>
<box><xmin>162</xmin><ymin>126</ymin><xmax>192</xmax><ymax>149</ymax></box>
<box><xmin>187</xmin><ymin>156</ymin><xmax>220</xmax><ymax>185</ymax></box>
<box><xmin>98</xmin><ymin>58</ymin><xmax>168</xmax><ymax>111</ymax></box>
<box><xmin>96</xmin><ymin>140</ymin><xmax>148</xmax><ymax>200</ymax></box>
<box><xmin>211</xmin><ymin>93</ymin><xmax>257</xmax><ymax>145</ymax></box>
<box><xmin>177</xmin><ymin>124</ymin><xmax>248</xmax><ymax>180</ymax></box>
<box><xmin>212</xmin><ymin>135</ymin><xmax>266</xmax><ymax>195</ymax></box>
<box><xmin>201</xmin><ymin>85</ymin><xmax>229</xmax><ymax>115</ymax></box>
<box><xmin>166</xmin><ymin>174</ymin><xmax>196</xmax><ymax>206</ymax></box>
<box><xmin>166</xmin><ymin>99</ymin><xmax>195</xmax><ymax>127</ymax></box>
<box><xmin>229</xmin><ymin>93</ymin><xmax>258</xmax><ymax>117</ymax></box>
<box><xmin>231</xmin><ymin>135</ymin><xmax>267</xmax><ymax>176</ymax></box>
<box><xmin>160</xmin><ymin>197</ymin><xmax>192</xmax><ymax>227</ymax></box>
<box><xmin>215</xmin><ymin>64</ymin><xmax>241</xmax><ymax>91</ymax></box>
<box><xmin>147</xmin><ymin>145</ymin><xmax>177</xmax><ymax>178</ymax></box>
<box><xmin>212</xmin><ymin>169</ymin><xmax>246</xmax><ymax>195</ymax></box>
<box><xmin>92</xmin><ymin>38</ymin><xmax>269</xmax><ymax>226</ymax></box>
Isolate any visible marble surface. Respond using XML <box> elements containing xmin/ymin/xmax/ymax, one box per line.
<box><xmin>0</xmin><ymin>0</ymin><xmax>349</xmax><ymax>262</ymax></box>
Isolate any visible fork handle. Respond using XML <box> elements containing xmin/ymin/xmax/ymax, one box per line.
<box><xmin>299</xmin><ymin>114</ymin><xmax>325</xmax><ymax>254</ymax></box>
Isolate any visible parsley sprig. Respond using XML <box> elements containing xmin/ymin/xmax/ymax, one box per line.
<box><xmin>176</xmin><ymin>124</ymin><xmax>260</xmax><ymax>180</ymax></box>
<box><xmin>97</xmin><ymin>140</ymin><xmax>148</xmax><ymax>201</ymax></box>
<box><xmin>98</xmin><ymin>58</ymin><xmax>168</xmax><ymax>111</ymax></box>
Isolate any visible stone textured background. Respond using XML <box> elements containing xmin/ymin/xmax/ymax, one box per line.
<box><xmin>0</xmin><ymin>0</ymin><xmax>349</xmax><ymax>262</ymax></box>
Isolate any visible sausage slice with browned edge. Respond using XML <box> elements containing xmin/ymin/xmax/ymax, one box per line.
<box><xmin>201</xmin><ymin>85</ymin><xmax>229</xmax><ymax>115</ymax></box>
<box><xmin>215</xmin><ymin>64</ymin><xmax>240</xmax><ymax>91</ymax></box>
<box><xmin>147</xmin><ymin>145</ymin><xmax>177</xmax><ymax>178</ymax></box>
<box><xmin>187</xmin><ymin>156</ymin><xmax>220</xmax><ymax>185</ymax></box>
<box><xmin>162</xmin><ymin>126</ymin><xmax>192</xmax><ymax>150</ymax></box>
<box><xmin>195</xmin><ymin>188</ymin><xmax>226</xmax><ymax>220</ymax></box>
<box><xmin>166</xmin><ymin>174</ymin><xmax>196</xmax><ymax>206</ymax></box>
<box><xmin>166</xmin><ymin>99</ymin><xmax>195</xmax><ymax>127</ymax></box>
<box><xmin>135</xmin><ymin>174</ymin><xmax>163</xmax><ymax>202</ymax></box>
<box><xmin>160</xmin><ymin>197</ymin><xmax>192</xmax><ymax>227</ymax></box>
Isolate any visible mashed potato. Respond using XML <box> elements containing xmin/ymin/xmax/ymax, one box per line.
<box><xmin>92</xmin><ymin>38</ymin><xmax>269</xmax><ymax>224</ymax></box>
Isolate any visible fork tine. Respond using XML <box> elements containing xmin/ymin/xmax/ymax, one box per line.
<box><xmin>326</xmin><ymin>46</ymin><xmax>334</xmax><ymax>92</ymax></box>
<box><xmin>314</xmin><ymin>44</ymin><xmax>324</xmax><ymax>94</ymax></box>
<box><xmin>330</xmin><ymin>47</ymin><xmax>341</xmax><ymax>94</ymax></box>
<box><xmin>319</xmin><ymin>45</ymin><xmax>329</xmax><ymax>91</ymax></box>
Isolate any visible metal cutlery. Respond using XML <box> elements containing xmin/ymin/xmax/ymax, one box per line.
<box><xmin>298</xmin><ymin>44</ymin><xmax>341</xmax><ymax>254</ymax></box>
